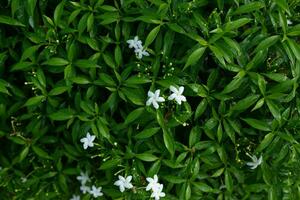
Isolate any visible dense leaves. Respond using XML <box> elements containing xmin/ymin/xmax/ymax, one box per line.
<box><xmin>0</xmin><ymin>0</ymin><xmax>300</xmax><ymax>199</ymax></box>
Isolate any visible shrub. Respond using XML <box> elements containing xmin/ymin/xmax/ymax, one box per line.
<box><xmin>0</xmin><ymin>0</ymin><xmax>300</xmax><ymax>199</ymax></box>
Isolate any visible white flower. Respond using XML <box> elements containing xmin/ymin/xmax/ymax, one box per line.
<box><xmin>80</xmin><ymin>185</ymin><xmax>90</xmax><ymax>194</ymax></box>
<box><xmin>135</xmin><ymin>48</ymin><xmax>149</xmax><ymax>59</ymax></box>
<box><xmin>146</xmin><ymin>174</ymin><xmax>159</xmax><ymax>191</ymax></box>
<box><xmin>77</xmin><ymin>171</ymin><xmax>90</xmax><ymax>185</ymax></box>
<box><xmin>127</xmin><ymin>36</ymin><xmax>142</xmax><ymax>49</ymax></box>
<box><xmin>70</xmin><ymin>195</ymin><xmax>80</xmax><ymax>200</ymax></box>
<box><xmin>114</xmin><ymin>175</ymin><xmax>133</xmax><ymax>192</ymax></box>
<box><xmin>168</xmin><ymin>86</ymin><xmax>186</xmax><ymax>105</ymax></box>
<box><xmin>146</xmin><ymin>90</ymin><xmax>165</xmax><ymax>109</ymax></box>
<box><xmin>287</xmin><ymin>19</ymin><xmax>292</xmax><ymax>25</ymax></box>
<box><xmin>80</xmin><ymin>132</ymin><xmax>95</xmax><ymax>149</ymax></box>
<box><xmin>21</xmin><ymin>177</ymin><xmax>27</xmax><ymax>183</ymax></box>
<box><xmin>89</xmin><ymin>185</ymin><xmax>103</xmax><ymax>198</ymax></box>
<box><xmin>246</xmin><ymin>154</ymin><xmax>262</xmax><ymax>169</ymax></box>
<box><xmin>150</xmin><ymin>183</ymin><xmax>166</xmax><ymax>200</ymax></box>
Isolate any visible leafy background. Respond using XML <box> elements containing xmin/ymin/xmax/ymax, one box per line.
<box><xmin>0</xmin><ymin>0</ymin><xmax>300</xmax><ymax>199</ymax></box>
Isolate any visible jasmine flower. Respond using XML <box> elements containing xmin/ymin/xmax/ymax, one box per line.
<box><xmin>114</xmin><ymin>175</ymin><xmax>134</xmax><ymax>192</ymax></box>
<box><xmin>80</xmin><ymin>132</ymin><xmax>95</xmax><ymax>149</ymax></box>
<box><xmin>89</xmin><ymin>185</ymin><xmax>103</xmax><ymax>198</ymax></box>
<box><xmin>80</xmin><ymin>185</ymin><xmax>90</xmax><ymax>194</ymax></box>
<box><xmin>135</xmin><ymin>48</ymin><xmax>149</xmax><ymax>59</ymax></box>
<box><xmin>127</xmin><ymin>36</ymin><xmax>142</xmax><ymax>49</ymax></box>
<box><xmin>168</xmin><ymin>86</ymin><xmax>186</xmax><ymax>105</ymax></box>
<box><xmin>76</xmin><ymin>171</ymin><xmax>90</xmax><ymax>185</ymax></box>
<box><xmin>151</xmin><ymin>183</ymin><xmax>166</xmax><ymax>200</ymax></box>
<box><xmin>146</xmin><ymin>174</ymin><xmax>159</xmax><ymax>191</ymax></box>
<box><xmin>246</xmin><ymin>154</ymin><xmax>262</xmax><ymax>169</ymax></box>
<box><xmin>146</xmin><ymin>90</ymin><xmax>165</xmax><ymax>109</ymax></box>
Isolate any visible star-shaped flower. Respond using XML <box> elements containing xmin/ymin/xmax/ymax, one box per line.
<box><xmin>146</xmin><ymin>174</ymin><xmax>159</xmax><ymax>191</ymax></box>
<box><xmin>114</xmin><ymin>175</ymin><xmax>134</xmax><ymax>192</ymax></box>
<box><xmin>80</xmin><ymin>132</ymin><xmax>95</xmax><ymax>149</ymax></box>
<box><xmin>127</xmin><ymin>36</ymin><xmax>142</xmax><ymax>49</ymax></box>
<box><xmin>80</xmin><ymin>185</ymin><xmax>90</xmax><ymax>194</ymax></box>
<box><xmin>146</xmin><ymin>90</ymin><xmax>165</xmax><ymax>109</ymax></box>
<box><xmin>150</xmin><ymin>183</ymin><xmax>166</xmax><ymax>200</ymax></box>
<box><xmin>168</xmin><ymin>86</ymin><xmax>186</xmax><ymax>105</ymax></box>
<box><xmin>135</xmin><ymin>48</ymin><xmax>149</xmax><ymax>59</ymax></box>
<box><xmin>70</xmin><ymin>195</ymin><xmax>80</xmax><ymax>200</ymax></box>
<box><xmin>246</xmin><ymin>154</ymin><xmax>262</xmax><ymax>169</ymax></box>
<box><xmin>76</xmin><ymin>171</ymin><xmax>90</xmax><ymax>185</ymax></box>
<box><xmin>89</xmin><ymin>185</ymin><xmax>103</xmax><ymax>198</ymax></box>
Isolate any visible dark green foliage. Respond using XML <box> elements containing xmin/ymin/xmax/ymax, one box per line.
<box><xmin>0</xmin><ymin>0</ymin><xmax>300</xmax><ymax>199</ymax></box>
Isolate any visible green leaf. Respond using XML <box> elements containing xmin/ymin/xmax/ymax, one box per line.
<box><xmin>49</xmin><ymin>86</ymin><xmax>68</xmax><ymax>96</ymax></box>
<box><xmin>266</xmin><ymin>100</ymin><xmax>281</xmax><ymax>120</ymax></box>
<box><xmin>163</xmin><ymin>128</ymin><xmax>175</xmax><ymax>158</ymax></box>
<box><xmin>144</xmin><ymin>25</ymin><xmax>160</xmax><ymax>47</ymax></box>
<box><xmin>254</xmin><ymin>35</ymin><xmax>280</xmax><ymax>53</ymax></box>
<box><xmin>224</xmin><ymin>18</ymin><xmax>251</xmax><ymax>31</ymax></box>
<box><xmin>74</xmin><ymin>59</ymin><xmax>97</xmax><ymax>69</ymax></box>
<box><xmin>49</xmin><ymin>109</ymin><xmax>74</xmax><ymax>121</ymax></box>
<box><xmin>195</xmin><ymin>99</ymin><xmax>208</xmax><ymax>119</ymax></box>
<box><xmin>223</xmin><ymin>120</ymin><xmax>235</xmax><ymax>143</ymax></box>
<box><xmin>0</xmin><ymin>15</ymin><xmax>25</xmax><ymax>26</ymax></box>
<box><xmin>136</xmin><ymin>153</ymin><xmax>158</xmax><ymax>162</ymax></box>
<box><xmin>233</xmin><ymin>2</ymin><xmax>265</xmax><ymax>15</ymax></box>
<box><xmin>225</xmin><ymin>169</ymin><xmax>233</xmax><ymax>193</ymax></box>
<box><xmin>124</xmin><ymin>107</ymin><xmax>144</xmax><ymax>124</ymax></box>
<box><xmin>21</xmin><ymin>45</ymin><xmax>41</xmax><ymax>61</ymax></box>
<box><xmin>184</xmin><ymin>47</ymin><xmax>206</xmax><ymax>70</ymax></box>
<box><xmin>19</xmin><ymin>146</ymin><xmax>30</xmax><ymax>162</ymax></box>
<box><xmin>100</xmin><ymin>158</ymin><xmax>121</xmax><ymax>170</ymax></box>
<box><xmin>32</xmin><ymin>145</ymin><xmax>52</xmax><ymax>159</ymax></box>
<box><xmin>24</xmin><ymin>96</ymin><xmax>45</xmax><ymax>107</ymax></box>
<box><xmin>230</xmin><ymin>95</ymin><xmax>260</xmax><ymax>112</ymax></box>
<box><xmin>242</xmin><ymin>118</ymin><xmax>271</xmax><ymax>131</ymax></box>
<box><xmin>42</xmin><ymin>58</ymin><xmax>69</xmax><ymax>66</ymax></box>
<box><xmin>274</xmin><ymin>0</ymin><xmax>290</xmax><ymax>14</ymax></box>
<box><xmin>134</xmin><ymin>127</ymin><xmax>160</xmax><ymax>139</ymax></box>
<box><xmin>193</xmin><ymin>182</ymin><xmax>214</xmax><ymax>193</ymax></box>
<box><xmin>256</xmin><ymin>133</ymin><xmax>275</xmax><ymax>152</ymax></box>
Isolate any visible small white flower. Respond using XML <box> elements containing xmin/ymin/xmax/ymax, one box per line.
<box><xmin>80</xmin><ymin>132</ymin><xmax>96</xmax><ymax>149</ymax></box>
<box><xmin>151</xmin><ymin>183</ymin><xmax>166</xmax><ymax>200</ymax></box>
<box><xmin>127</xmin><ymin>36</ymin><xmax>142</xmax><ymax>49</ymax></box>
<box><xmin>70</xmin><ymin>195</ymin><xmax>80</xmax><ymax>200</ymax></box>
<box><xmin>21</xmin><ymin>177</ymin><xmax>27</xmax><ymax>183</ymax></box>
<box><xmin>146</xmin><ymin>174</ymin><xmax>159</xmax><ymax>191</ymax></box>
<box><xmin>146</xmin><ymin>90</ymin><xmax>165</xmax><ymax>109</ymax></box>
<box><xmin>135</xmin><ymin>48</ymin><xmax>149</xmax><ymax>59</ymax></box>
<box><xmin>246</xmin><ymin>154</ymin><xmax>262</xmax><ymax>169</ymax></box>
<box><xmin>77</xmin><ymin>171</ymin><xmax>90</xmax><ymax>185</ymax></box>
<box><xmin>89</xmin><ymin>185</ymin><xmax>103</xmax><ymax>198</ymax></box>
<box><xmin>168</xmin><ymin>86</ymin><xmax>186</xmax><ymax>105</ymax></box>
<box><xmin>114</xmin><ymin>175</ymin><xmax>134</xmax><ymax>192</ymax></box>
<box><xmin>287</xmin><ymin>19</ymin><xmax>292</xmax><ymax>25</ymax></box>
<box><xmin>80</xmin><ymin>185</ymin><xmax>90</xmax><ymax>194</ymax></box>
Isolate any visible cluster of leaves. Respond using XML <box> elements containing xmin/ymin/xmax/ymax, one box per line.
<box><xmin>0</xmin><ymin>0</ymin><xmax>300</xmax><ymax>199</ymax></box>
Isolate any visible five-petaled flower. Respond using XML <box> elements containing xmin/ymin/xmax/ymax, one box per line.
<box><xmin>246</xmin><ymin>154</ymin><xmax>262</xmax><ymax>169</ymax></box>
<box><xmin>127</xmin><ymin>36</ymin><xmax>149</xmax><ymax>59</ymax></box>
<box><xmin>89</xmin><ymin>185</ymin><xmax>103</xmax><ymax>198</ymax></box>
<box><xmin>80</xmin><ymin>185</ymin><xmax>90</xmax><ymax>194</ymax></box>
<box><xmin>168</xmin><ymin>86</ymin><xmax>186</xmax><ymax>105</ymax></box>
<box><xmin>114</xmin><ymin>175</ymin><xmax>134</xmax><ymax>192</ymax></box>
<box><xmin>150</xmin><ymin>183</ymin><xmax>166</xmax><ymax>200</ymax></box>
<box><xmin>77</xmin><ymin>171</ymin><xmax>90</xmax><ymax>185</ymax></box>
<box><xmin>80</xmin><ymin>132</ymin><xmax>95</xmax><ymax>149</ymax></box>
<box><xmin>70</xmin><ymin>195</ymin><xmax>80</xmax><ymax>200</ymax></box>
<box><xmin>127</xmin><ymin>36</ymin><xmax>142</xmax><ymax>49</ymax></box>
<box><xmin>146</xmin><ymin>175</ymin><xmax>165</xmax><ymax>199</ymax></box>
<box><xmin>146</xmin><ymin>90</ymin><xmax>165</xmax><ymax>109</ymax></box>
